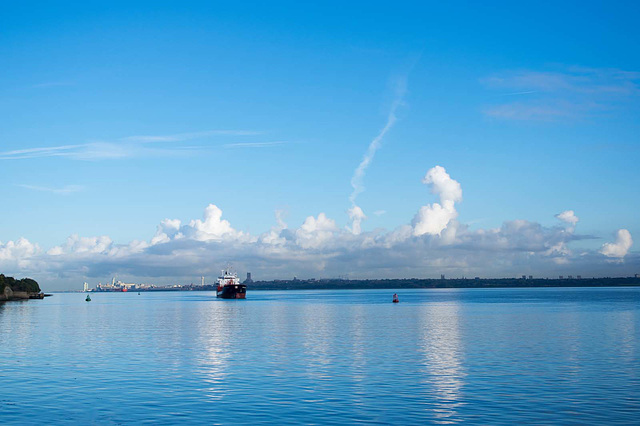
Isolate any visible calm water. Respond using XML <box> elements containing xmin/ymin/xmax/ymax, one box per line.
<box><xmin>1</xmin><ymin>288</ymin><xmax>638</xmax><ymax>424</ymax></box>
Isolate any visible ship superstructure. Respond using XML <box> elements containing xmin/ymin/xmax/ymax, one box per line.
<box><xmin>216</xmin><ymin>268</ymin><xmax>247</xmax><ymax>299</ymax></box>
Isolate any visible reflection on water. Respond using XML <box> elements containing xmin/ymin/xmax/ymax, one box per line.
<box><xmin>419</xmin><ymin>302</ymin><xmax>466</xmax><ymax>423</ymax></box>
<box><xmin>301</xmin><ymin>303</ymin><xmax>334</xmax><ymax>381</ymax></box>
<box><xmin>617</xmin><ymin>310</ymin><xmax>638</xmax><ymax>361</ymax></box>
<box><xmin>198</xmin><ymin>301</ymin><xmax>233</xmax><ymax>401</ymax></box>
<box><xmin>348</xmin><ymin>304</ymin><xmax>367</xmax><ymax>384</ymax></box>
<box><xmin>0</xmin><ymin>288</ymin><xmax>638</xmax><ymax>424</ymax></box>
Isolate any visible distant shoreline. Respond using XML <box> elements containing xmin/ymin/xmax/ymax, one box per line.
<box><xmin>248</xmin><ymin>277</ymin><xmax>640</xmax><ymax>290</ymax></box>
<box><xmin>56</xmin><ymin>277</ymin><xmax>640</xmax><ymax>293</ymax></box>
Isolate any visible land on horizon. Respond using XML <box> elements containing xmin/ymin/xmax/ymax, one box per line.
<box><xmin>63</xmin><ymin>276</ymin><xmax>640</xmax><ymax>293</ymax></box>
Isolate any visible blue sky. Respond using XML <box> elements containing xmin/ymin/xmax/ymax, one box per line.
<box><xmin>1</xmin><ymin>1</ymin><xmax>639</xmax><ymax>289</ymax></box>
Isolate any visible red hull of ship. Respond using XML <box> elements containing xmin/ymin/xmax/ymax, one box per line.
<box><xmin>216</xmin><ymin>284</ymin><xmax>247</xmax><ymax>299</ymax></box>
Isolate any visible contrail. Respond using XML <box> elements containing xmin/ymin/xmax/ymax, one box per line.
<box><xmin>349</xmin><ymin>77</ymin><xmax>407</xmax><ymax>206</ymax></box>
<box><xmin>347</xmin><ymin>53</ymin><xmax>421</xmax><ymax>235</ymax></box>
<box><xmin>497</xmin><ymin>90</ymin><xmax>538</xmax><ymax>97</ymax></box>
<box><xmin>347</xmin><ymin>77</ymin><xmax>407</xmax><ymax>235</ymax></box>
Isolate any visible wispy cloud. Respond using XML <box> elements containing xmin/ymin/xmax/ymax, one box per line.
<box><xmin>0</xmin><ymin>142</ymin><xmax>131</xmax><ymax>161</ymax></box>
<box><xmin>0</xmin><ymin>144</ymin><xmax>83</xmax><ymax>160</ymax></box>
<box><xmin>18</xmin><ymin>184</ymin><xmax>84</xmax><ymax>195</ymax></box>
<box><xmin>347</xmin><ymin>75</ymin><xmax>409</xmax><ymax>235</ymax></box>
<box><xmin>493</xmin><ymin>90</ymin><xmax>538</xmax><ymax>97</ymax></box>
<box><xmin>482</xmin><ymin>66</ymin><xmax>640</xmax><ymax>120</ymax></box>
<box><xmin>31</xmin><ymin>81</ymin><xmax>74</xmax><ymax>89</ymax></box>
<box><xmin>349</xmin><ymin>77</ymin><xmax>407</xmax><ymax>206</ymax></box>
<box><xmin>122</xmin><ymin>130</ymin><xmax>263</xmax><ymax>143</ymax></box>
<box><xmin>224</xmin><ymin>141</ymin><xmax>287</xmax><ymax>148</ymax></box>
<box><xmin>0</xmin><ymin>130</ymin><xmax>266</xmax><ymax>161</ymax></box>
<box><xmin>484</xmin><ymin>101</ymin><xmax>590</xmax><ymax>121</ymax></box>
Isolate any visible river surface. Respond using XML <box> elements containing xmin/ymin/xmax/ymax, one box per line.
<box><xmin>1</xmin><ymin>288</ymin><xmax>639</xmax><ymax>424</ymax></box>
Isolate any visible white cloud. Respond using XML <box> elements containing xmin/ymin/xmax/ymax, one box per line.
<box><xmin>259</xmin><ymin>210</ymin><xmax>288</xmax><ymax>246</ymax></box>
<box><xmin>151</xmin><ymin>219</ymin><xmax>182</xmax><ymax>245</ymax></box>
<box><xmin>0</xmin><ymin>238</ymin><xmax>40</xmax><ymax>260</ymax></box>
<box><xmin>413</xmin><ymin>166</ymin><xmax>462</xmax><ymax>238</ymax></box>
<box><xmin>184</xmin><ymin>204</ymin><xmax>242</xmax><ymax>242</ymax></box>
<box><xmin>347</xmin><ymin>206</ymin><xmax>366</xmax><ymax>235</ymax></box>
<box><xmin>295</xmin><ymin>213</ymin><xmax>338</xmax><ymax>249</ymax></box>
<box><xmin>422</xmin><ymin>165</ymin><xmax>463</xmax><ymax>203</ymax></box>
<box><xmin>600</xmin><ymin>229</ymin><xmax>633</xmax><ymax>259</ymax></box>
<box><xmin>555</xmin><ymin>210</ymin><xmax>579</xmax><ymax>226</ymax></box>
<box><xmin>48</xmin><ymin>235</ymin><xmax>113</xmax><ymax>255</ymax></box>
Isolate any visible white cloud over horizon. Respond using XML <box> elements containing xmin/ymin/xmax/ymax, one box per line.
<box><xmin>600</xmin><ymin>229</ymin><xmax>633</xmax><ymax>260</ymax></box>
<box><xmin>1</xmin><ymin>166</ymin><xmax>636</xmax><ymax>290</ymax></box>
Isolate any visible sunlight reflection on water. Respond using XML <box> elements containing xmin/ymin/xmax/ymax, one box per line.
<box><xmin>419</xmin><ymin>302</ymin><xmax>466</xmax><ymax>423</ymax></box>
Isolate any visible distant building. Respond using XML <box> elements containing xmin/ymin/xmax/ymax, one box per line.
<box><xmin>244</xmin><ymin>272</ymin><xmax>253</xmax><ymax>284</ymax></box>
<box><xmin>522</xmin><ymin>275</ymin><xmax>527</xmax><ymax>280</ymax></box>
<box><xmin>201</xmin><ymin>276</ymin><xmax>205</xmax><ymax>286</ymax></box>
<box><xmin>96</xmin><ymin>276</ymin><xmax>137</xmax><ymax>291</ymax></box>
<box><xmin>528</xmin><ymin>275</ymin><xmax>533</xmax><ymax>280</ymax></box>
<box><xmin>83</xmin><ymin>282</ymin><xmax>89</xmax><ymax>292</ymax></box>
<box><xmin>568</xmin><ymin>275</ymin><xmax>573</xmax><ymax>279</ymax></box>
<box><xmin>559</xmin><ymin>276</ymin><xmax>564</xmax><ymax>279</ymax></box>
<box><xmin>441</xmin><ymin>274</ymin><xmax>445</xmax><ymax>280</ymax></box>
<box><xmin>577</xmin><ymin>275</ymin><xmax>582</xmax><ymax>279</ymax></box>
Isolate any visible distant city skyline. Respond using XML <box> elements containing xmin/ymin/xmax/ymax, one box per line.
<box><xmin>1</xmin><ymin>2</ymin><xmax>639</xmax><ymax>289</ymax></box>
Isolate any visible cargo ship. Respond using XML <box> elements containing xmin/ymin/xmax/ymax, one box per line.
<box><xmin>216</xmin><ymin>269</ymin><xmax>246</xmax><ymax>299</ymax></box>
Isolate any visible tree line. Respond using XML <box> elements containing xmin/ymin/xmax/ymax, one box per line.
<box><xmin>0</xmin><ymin>274</ymin><xmax>41</xmax><ymax>293</ymax></box>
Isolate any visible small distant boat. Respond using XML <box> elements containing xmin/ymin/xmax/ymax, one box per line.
<box><xmin>85</xmin><ymin>294</ymin><xmax>91</xmax><ymax>302</ymax></box>
<box><xmin>392</xmin><ymin>293</ymin><xmax>399</xmax><ymax>303</ymax></box>
<box><xmin>216</xmin><ymin>268</ymin><xmax>246</xmax><ymax>299</ymax></box>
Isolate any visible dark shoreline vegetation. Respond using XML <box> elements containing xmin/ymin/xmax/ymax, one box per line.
<box><xmin>0</xmin><ymin>274</ymin><xmax>42</xmax><ymax>301</ymax></box>
<box><xmin>246</xmin><ymin>276</ymin><xmax>640</xmax><ymax>290</ymax></box>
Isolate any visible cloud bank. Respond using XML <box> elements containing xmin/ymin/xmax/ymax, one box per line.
<box><xmin>1</xmin><ymin>166</ymin><xmax>635</xmax><ymax>290</ymax></box>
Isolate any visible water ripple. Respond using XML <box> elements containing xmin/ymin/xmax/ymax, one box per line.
<box><xmin>0</xmin><ymin>288</ymin><xmax>638</xmax><ymax>424</ymax></box>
